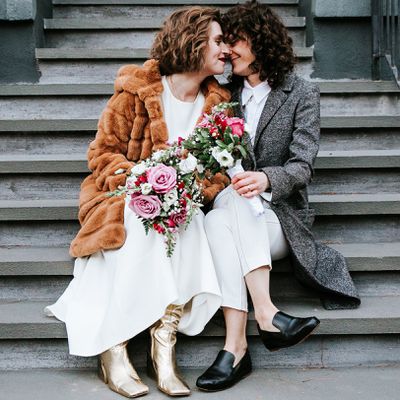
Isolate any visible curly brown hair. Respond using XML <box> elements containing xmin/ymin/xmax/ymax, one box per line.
<box><xmin>150</xmin><ymin>6</ymin><xmax>221</xmax><ymax>75</ymax></box>
<box><xmin>222</xmin><ymin>0</ymin><xmax>296</xmax><ymax>89</ymax></box>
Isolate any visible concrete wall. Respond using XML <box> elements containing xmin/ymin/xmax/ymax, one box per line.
<box><xmin>0</xmin><ymin>0</ymin><xmax>52</xmax><ymax>83</ymax></box>
<box><xmin>299</xmin><ymin>0</ymin><xmax>392</xmax><ymax>80</ymax></box>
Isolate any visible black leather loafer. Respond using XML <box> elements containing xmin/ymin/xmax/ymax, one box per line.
<box><xmin>258</xmin><ymin>311</ymin><xmax>320</xmax><ymax>351</ymax></box>
<box><xmin>196</xmin><ymin>349</ymin><xmax>252</xmax><ymax>392</ymax></box>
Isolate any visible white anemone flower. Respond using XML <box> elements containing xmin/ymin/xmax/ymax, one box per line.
<box><xmin>178</xmin><ymin>153</ymin><xmax>198</xmax><ymax>174</ymax></box>
<box><xmin>214</xmin><ymin>149</ymin><xmax>234</xmax><ymax>168</ymax></box>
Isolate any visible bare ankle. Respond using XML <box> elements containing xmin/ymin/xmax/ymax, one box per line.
<box><xmin>223</xmin><ymin>342</ymin><xmax>247</xmax><ymax>366</ymax></box>
<box><xmin>255</xmin><ymin>306</ymin><xmax>280</xmax><ymax>332</ymax></box>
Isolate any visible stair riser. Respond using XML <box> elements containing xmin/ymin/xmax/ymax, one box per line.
<box><xmin>45</xmin><ymin>29</ymin><xmax>306</xmax><ymax>48</ymax></box>
<box><xmin>53</xmin><ymin>4</ymin><xmax>299</xmax><ymax>18</ymax></box>
<box><xmin>319</xmin><ymin>130</ymin><xmax>400</xmax><ymax>151</ymax></box>
<box><xmin>0</xmin><ymin>133</ymin><xmax>93</xmax><ymax>156</ymax></box>
<box><xmin>1</xmin><ymin>170</ymin><xmax>399</xmax><ymax>200</ymax></box>
<box><xmin>321</xmin><ymin>94</ymin><xmax>400</xmax><ymax>116</ymax></box>
<box><xmin>1</xmin><ymin>335</ymin><xmax>399</xmax><ymax>370</ymax></box>
<box><xmin>2</xmin><ymin>93</ymin><xmax>400</xmax><ymax>119</ymax></box>
<box><xmin>0</xmin><ymin>272</ymin><xmax>397</xmax><ymax>301</ymax></box>
<box><xmin>1</xmin><ymin>216</ymin><xmax>399</xmax><ymax>247</ymax></box>
<box><xmin>1</xmin><ymin>131</ymin><xmax>399</xmax><ymax>155</ymax></box>
<box><xmin>37</xmin><ymin>60</ymin><xmax>313</xmax><ymax>83</ymax></box>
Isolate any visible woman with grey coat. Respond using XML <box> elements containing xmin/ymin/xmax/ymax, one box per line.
<box><xmin>196</xmin><ymin>0</ymin><xmax>360</xmax><ymax>392</ymax></box>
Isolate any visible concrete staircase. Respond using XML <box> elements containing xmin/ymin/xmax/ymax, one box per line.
<box><xmin>1</xmin><ymin>0</ymin><xmax>400</xmax><ymax>382</ymax></box>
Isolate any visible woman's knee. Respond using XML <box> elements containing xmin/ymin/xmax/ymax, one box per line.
<box><xmin>204</xmin><ymin>209</ymin><xmax>230</xmax><ymax>235</ymax></box>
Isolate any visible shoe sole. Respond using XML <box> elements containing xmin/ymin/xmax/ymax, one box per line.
<box><xmin>196</xmin><ymin>369</ymin><xmax>253</xmax><ymax>392</ymax></box>
<box><xmin>267</xmin><ymin>320</ymin><xmax>321</xmax><ymax>352</ymax></box>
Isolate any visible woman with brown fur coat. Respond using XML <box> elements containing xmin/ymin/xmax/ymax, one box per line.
<box><xmin>45</xmin><ymin>7</ymin><xmax>230</xmax><ymax>398</ymax></box>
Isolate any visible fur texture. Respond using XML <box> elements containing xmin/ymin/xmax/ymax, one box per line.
<box><xmin>70</xmin><ymin>60</ymin><xmax>230</xmax><ymax>257</ymax></box>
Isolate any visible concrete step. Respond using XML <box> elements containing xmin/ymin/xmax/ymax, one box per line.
<box><xmin>1</xmin><ymin>367</ymin><xmax>400</xmax><ymax>399</ymax></box>
<box><xmin>1</xmin><ymin>129</ymin><xmax>399</xmax><ymax>155</ymax></box>
<box><xmin>1</xmin><ymin>170</ymin><xmax>398</xmax><ymax>201</ymax></box>
<box><xmin>1</xmin><ymin>215</ymin><xmax>398</xmax><ymax>248</ymax></box>
<box><xmin>44</xmin><ymin>16</ymin><xmax>305</xmax><ymax>29</ymax></box>
<box><xmin>319</xmin><ymin>129</ymin><xmax>400</xmax><ymax>151</ymax></box>
<box><xmin>1</xmin><ymin>81</ymin><xmax>399</xmax><ymax>96</ymax></box>
<box><xmin>2</xmin><ymin>116</ymin><xmax>399</xmax><ymax>132</ymax></box>
<box><xmin>34</xmin><ymin>48</ymin><xmax>313</xmax><ymax>83</ymax></box>
<box><xmin>1</xmin><ymin>242</ymin><xmax>399</xmax><ymax>276</ymax></box>
<box><xmin>1</xmin><ymin>334</ymin><xmax>399</xmax><ymax>370</ymax></box>
<box><xmin>1</xmin><ymin>150</ymin><xmax>399</xmax><ymax>174</ymax></box>
<box><xmin>36</xmin><ymin>47</ymin><xmax>312</xmax><ymax>59</ymax></box>
<box><xmin>0</xmin><ymin>270</ymin><xmax>397</xmax><ymax>301</ymax></box>
<box><xmin>53</xmin><ymin>1</ymin><xmax>300</xmax><ymax>19</ymax></box>
<box><xmin>43</xmin><ymin>17</ymin><xmax>306</xmax><ymax>48</ymax></box>
<box><xmin>0</xmin><ymin>194</ymin><xmax>399</xmax><ymax>221</ymax></box>
<box><xmin>1</xmin><ymin>295</ymin><xmax>399</xmax><ymax>339</ymax></box>
<box><xmin>2</xmin><ymin>90</ymin><xmax>400</xmax><ymax>119</ymax></box>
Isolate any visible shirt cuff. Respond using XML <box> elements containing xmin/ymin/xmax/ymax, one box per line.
<box><xmin>260</xmin><ymin>192</ymin><xmax>272</xmax><ymax>202</ymax></box>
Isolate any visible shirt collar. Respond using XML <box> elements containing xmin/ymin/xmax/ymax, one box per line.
<box><xmin>242</xmin><ymin>79</ymin><xmax>271</xmax><ymax>105</ymax></box>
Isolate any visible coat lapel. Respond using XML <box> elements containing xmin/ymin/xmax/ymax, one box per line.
<box><xmin>253</xmin><ymin>73</ymin><xmax>296</xmax><ymax>149</ymax></box>
<box><xmin>253</xmin><ymin>88</ymin><xmax>288</xmax><ymax>149</ymax></box>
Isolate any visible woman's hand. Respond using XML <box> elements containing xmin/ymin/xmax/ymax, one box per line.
<box><xmin>231</xmin><ymin>171</ymin><xmax>270</xmax><ymax>198</ymax></box>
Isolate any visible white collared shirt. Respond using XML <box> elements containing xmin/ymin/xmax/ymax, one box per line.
<box><xmin>241</xmin><ymin>79</ymin><xmax>272</xmax><ymax>144</ymax></box>
<box><xmin>241</xmin><ymin>79</ymin><xmax>273</xmax><ymax>202</ymax></box>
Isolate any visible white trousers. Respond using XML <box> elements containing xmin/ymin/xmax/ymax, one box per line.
<box><xmin>205</xmin><ymin>186</ymin><xmax>289</xmax><ymax>312</ymax></box>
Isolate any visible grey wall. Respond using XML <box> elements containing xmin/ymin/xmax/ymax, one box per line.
<box><xmin>0</xmin><ymin>0</ymin><xmax>52</xmax><ymax>83</ymax></box>
<box><xmin>300</xmin><ymin>0</ymin><xmax>392</xmax><ymax>80</ymax></box>
<box><xmin>311</xmin><ymin>18</ymin><xmax>373</xmax><ymax>79</ymax></box>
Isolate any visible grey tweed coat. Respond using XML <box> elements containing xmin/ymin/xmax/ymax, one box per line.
<box><xmin>228</xmin><ymin>73</ymin><xmax>360</xmax><ymax>310</ymax></box>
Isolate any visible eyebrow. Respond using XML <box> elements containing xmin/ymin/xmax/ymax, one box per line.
<box><xmin>213</xmin><ymin>34</ymin><xmax>223</xmax><ymax>40</ymax></box>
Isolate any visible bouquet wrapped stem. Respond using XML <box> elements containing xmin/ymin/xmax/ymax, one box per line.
<box><xmin>227</xmin><ymin>159</ymin><xmax>265</xmax><ymax>217</ymax></box>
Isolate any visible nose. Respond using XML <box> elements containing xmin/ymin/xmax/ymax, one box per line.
<box><xmin>221</xmin><ymin>42</ymin><xmax>231</xmax><ymax>55</ymax></box>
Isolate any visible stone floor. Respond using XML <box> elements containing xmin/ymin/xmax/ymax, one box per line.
<box><xmin>1</xmin><ymin>366</ymin><xmax>399</xmax><ymax>400</ymax></box>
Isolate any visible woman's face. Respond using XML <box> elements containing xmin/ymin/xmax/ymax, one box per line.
<box><xmin>202</xmin><ymin>21</ymin><xmax>230</xmax><ymax>76</ymax></box>
<box><xmin>228</xmin><ymin>38</ymin><xmax>256</xmax><ymax>77</ymax></box>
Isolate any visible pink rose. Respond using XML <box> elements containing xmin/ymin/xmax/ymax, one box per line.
<box><xmin>226</xmin><ymin>117</ymin><xmax>245</xmax><ymax>137</ymax></box>
<box><xmin>171</xmin><ymin>208</ymin><xmax>187</xmax><ymax>226</ymax></box>
<box><xmin>146</xmin><ymin>164</ymin><xmax>177</xmax><ymax>194</ymax></box>
<box><xmin>129</xmin><ymin>195</ymin><xmax>162</xmax><ymax>220</ymax></box>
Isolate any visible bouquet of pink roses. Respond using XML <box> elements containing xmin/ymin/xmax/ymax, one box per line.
<box><xmin>182</xmin><ymin>102</ymin><xmax>265</xmax><ymax>217</ymax></box>
<box><xmin>109</xmin><ymin>146</ymin><xmax>203</xmax><ymax>257</ymax></box>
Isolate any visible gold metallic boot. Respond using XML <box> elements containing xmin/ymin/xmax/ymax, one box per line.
<box><xmin>99</xmin><ymin>341</ymin><xmax>149</xmax><ymax>398</ymax></box>
<box><xmin>147</xmin><ymin>304</ymin><xmax>191</xmax><ymax>396</ymax></box>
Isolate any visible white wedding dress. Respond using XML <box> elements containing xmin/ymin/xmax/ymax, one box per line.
<box><xmin>45</xmin><ymin>76</ymin><xmax>222</xmax><ymax>356</ymax></box>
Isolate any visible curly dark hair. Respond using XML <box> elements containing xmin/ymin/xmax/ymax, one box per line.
<box><xmin>222</xmin><ymin>0</ymin><xmax>296</xmax><ymax>89</ymax></box>
<box><xmin>151</xmin><ymin>6</ymin><xmax>221</xmax><ymax>75</ymax></box>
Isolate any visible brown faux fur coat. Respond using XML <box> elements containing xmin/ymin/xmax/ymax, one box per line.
<box><xmin>70</xmin><ymin>59</ymin><xmax>231</xmax><ymax>257</ymax></box>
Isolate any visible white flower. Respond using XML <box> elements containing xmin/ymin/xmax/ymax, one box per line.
<box><xmin>152</xmin><ymin>150</ymin><xmax>166</xmax><ymax>162</ymax></box>
<box><xmin>162</xmin><ymin>202</ymin><xmax>171</xmax><ymax>212</ymax></box>
<box><xmin>211</xmin><ymin>146</ymin><xmax>222</xmax><ymax>159</ymax></box>
<box><xmin>164</xmin><ymin>189</ymin><xmax>178</xmax><ymax>205</ymax></box>
<box><xmin>131</xmin><ymin>163</ymin><xmax>146</xmax><ymax>176</ymax></box>
<box><xmin>196</xmin><ymin>163</ymin><xmax>205</xmax><ymax>174</ymax></box>
<box><xmin>178</xmin><ymin>153</ymin><xmax>197</xmax><ymax>174</ymax></box>
<box><xmin>140</xmin><ymin>183</ymin><xmax>153</xmax><ymax>195</ymax></box>
<box><xmin>214</xmin><ymin>149</ymin><xmax>234</xmax><ymax>168</ymax></box>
